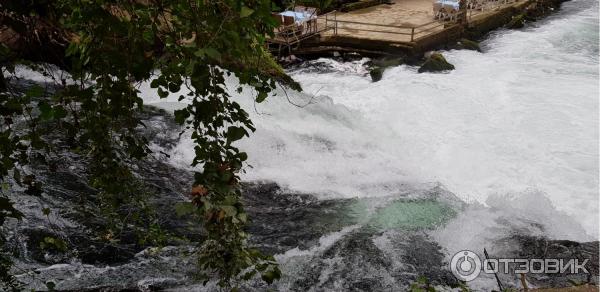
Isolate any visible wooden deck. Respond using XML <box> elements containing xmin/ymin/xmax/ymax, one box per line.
<box><xmin>267</xmin><ymin>0</ymin><xmax>534</xmax><ymax>56</ymax></box>
<box><xmin>324</xmin><ymin>0</ymin><xmax>525</xmax><ymax>43</ymax></box>
<box><xmin>267</xmin><ymin>12</ymin><xmax>337</xmax><ymax>56</ymax></box>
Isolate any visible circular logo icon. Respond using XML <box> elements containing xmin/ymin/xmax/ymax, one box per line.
<box><xmin>450</xmin><ymin>250</ymin><xmax>482</xmax><ymax>281</ymax></box>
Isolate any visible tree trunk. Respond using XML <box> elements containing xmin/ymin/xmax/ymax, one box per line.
<box><xmin>1</xmin><ymin>7</ymin><xmax>71</xmax><ymax>69</ymax></box>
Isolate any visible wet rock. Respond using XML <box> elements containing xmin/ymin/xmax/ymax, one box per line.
<box><xmin>322</xmin><ymin>229</ymin><xmax>393</xmax><ymax>269</ymax></box>
<box><xmin>286</xmin><ymin>228</ymin><xmax>457</xmax><ymax>291</ymax></box>
<box><xmin>137</xmin><ymin>277</ymin><xmax>180</xmax><ymax>291</ymax></box>
<box><xmin>507</xmin><ymin>13</ymin><xmax>526</xmax><ymax>29</ymax></box>
<box><xmin>490</xmin><ymin>236</ymin><xmax>599</xmax><ymax>289</ymax></box>
<box><xmin>343</xmin><ymin>52</ymin><xmax>363</xmax><ymax>62</ymax></box>
<box><xmin>525</xmin><ymin>0</ymin><xmax>563</xmax><ymax>21</ymax></box>
<box><xmin>393</xmin><ymin>233</ymin><xmax>458</xmax><ymax>286</ymax></box>
<box><xmin>289</xmin><ymin>229</ymin><xmax>396</xmax><ymax>291</ymax></box>
<box><xmin>16</xmin><ymin>246</ymin><xmax>197</xmax><ymax>291</ymax></box>
<box><xmin>459</xmin><ymin>38</ymin><xmax>481</xmax><ymax>52</ymax></box>
<box><xmin>22</xmin><ymin>228</ymin><xmax>70</xmax><ymax>264</ymax></box>
<box><xmin>369</xmin><ymin>67</ymin><xmax>384</xmax><ymax>82</ymax></box>
<box><xmin>367</xmin><ymin>57</ymin><xmax>403</xmax><ymax>82</ymax></box>
<box><xmin>9</xmin><ymin>79</ymin><xmax>598</xmax><ymax>292</ymax></box>
<box><xmin>515</xmin><ymin>236</ymin><xmax>599</xmax><ymax>288</ymax></box>
<box><xmin>5</xmin><ymin>105</ymin><xmax>200</xmax><ymax>269</ymax></box>
<box><xmin>243</xmin><ymin>183</ymin><xmax>358</xmax><ymax>254</ymax></box>
<box><xmin>418</xmin><ymin>53</ymin><xmax>455</xmax><ymax>73</ymax></box>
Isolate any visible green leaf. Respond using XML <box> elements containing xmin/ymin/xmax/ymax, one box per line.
<box><xmin>38</xmin><ymin>102</ymin><xmax>53</xmax><ymax>120</ymax></box>
<box><xmin>175</xmin><ymin>202</ymin><xmax>196</xmax><ymax>217</ymax></box>
<box><xmin>261</xmin><ymin>267</ymin><xmax>281</xmax><ymax>284</ymax></box>
<box><xmin>26</xmin><ymin>85</ymin><xmax>44</xmax><ymax>97</ymax></box>
<box><xmin>157</xmin><ymin>87</ymin><xmax>169</xmax><ymax>98</ymax></box>
<box><xmin>221</xmin><ymin>205</ymin><xmax>237</xmax><ymax>217</ymax></box>
<box><xmin>242</xmin><ymin>270</ymin><xmax>256</xmax><ymax>280</ymax></box>
<box><xmin>256</xmin><ymin>91</ymin><xmax>268</xmax><ymax>103</ymax></box>
<box><xmin>142</xmin><ymin>29</ymin><xmax>153</xmax><ymax>42</ymax></box>
<box><xmin>150</xmin><ymin>79</ymin><xmax>160</xmax><ymax>88</ymax></box>
<box><xmin>174</xmin><ymin>109</ymin><xmax>190</xmax><ymax>124</ymax></box>
<box><xmin>53</xmin><ymin>106</ymin><xmax>67</xmax><ymax>119</ymax></box>
<box><xmin>13</xmin><ymin>168</ymin><xmax>21</xmax><ymax>184</ymax></box>
<box><xmin>194</xmin><ymin>49</ymin><xmax>206</xmax><ymax>57</ymax></box>
<box><xmin>204</xmin><ymin>48</ymin><xmax>221</xmax><ymax>60</ymax></box>
<box><xmin>42</xmin><ymin>236</ymin><xmax>67</xmax><ymax>252</ymax></box>
<box><xmin>0</xmin><ymin>197</ymin><xmax>23</xmax><ymax>225</ymax></box>
<box><xmin>240</xmin><ymin>6</ymin><xmax>254</xmax><ymax>18</ymax></box>
<box><xmin>226</xmin><ymin>126</ymin><xmax>247</xmax><ymax>144</ymax></box>
<box><xmin>194</xmin><ymin>48</ymin><xmax>220</xmax><ymax>60</ymax></box>
<box><xmin>238</xmin><ymin>213</ymin><xmax>247</xmax><ymax>223</ymax></box>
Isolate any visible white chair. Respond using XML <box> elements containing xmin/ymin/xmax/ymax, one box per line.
<box><xmin>433</xmin><ymin>3</ymin><xmax>443</xmax><ymax>19</ymax></box>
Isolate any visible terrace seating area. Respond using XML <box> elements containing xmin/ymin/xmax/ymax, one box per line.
<box><xmin>266</xmin><ymin>0</ymin><xmax>524</xmax><ymax>54</ymax></box>
<box><xmin>267</xmin><ymin>6</ymin><xmax>336</xmax><ymax>55</ymax></box>
<box><xmin>433</xmin><ymin>0</ymin><xmax>461</xmax><ymax>20</ymax></box>
<box><xmin>432</xmin><ymin>0</ymin><xmax>519</xmax><ymax>20</ymax></box>
<box><xmin>271</xmin><ymin>6</ymin><xmax>318</xmax><ymax>40</ymax></box>
<box><xmin>324</xmin><ymin>0</ymin><xmax>524</xmax><ymax>43</ymax></box>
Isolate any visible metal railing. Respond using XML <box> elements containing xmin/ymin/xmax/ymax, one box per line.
<box><xmin>329</xmin><ymin>10</ymin><xmax>466</xmax><ymax>42</ymax></box>
<box><xmin>268</xmin><ymin>11</ymin><xmax>337</xmax><ymax>45</ymax></box>
<box><xmin>331</xmin><ymin>19</ymin><xmax>415</xmax><ymax>40</ymax></box>
<box><xmin>268</xmin><ymin>0</ymin><xmax>520</xmax><ymax>46</ymax></box>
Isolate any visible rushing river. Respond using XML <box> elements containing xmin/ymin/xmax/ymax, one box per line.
<box><xmin>142</xmin><ymin>0</ymin><xmax>600</xmax><ymax>289</ymax></box>
<box><xmin>11</xmin><ymin>0</ymin><xmax>598</xmax><ymax>290</ymax></box>
<box><xmin>149</xmin><ymin>0</ymin><xmax>599</xmax><ymax>239</ymax></box>
<box><xmin>138</xmin><ymin>0</ymin><xmax>600</xmax><ymax>289</ymax></box>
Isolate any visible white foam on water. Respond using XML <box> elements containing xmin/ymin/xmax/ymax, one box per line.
<box><xmin>142</xmin><ymin>0</ymin><xmax>598</xmax><ymax>242</ymax></box>
<box><xmin>276</xmin><ymin>225</ymin><xmax>361</xmax><ymax>260</ymax></box>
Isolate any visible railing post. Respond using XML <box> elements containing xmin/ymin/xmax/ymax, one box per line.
<box><xmin>335</xmin><ymin>11</ymin><xmax>338</xmax><ymax>34</ymax></box>
<box><xmin>411</xmin><ymin>27</ymin><xmax>415</xmax><ymax>41</ymax></box>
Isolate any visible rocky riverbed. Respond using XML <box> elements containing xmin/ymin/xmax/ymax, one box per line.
<box><xmin>3</xmin><ymin>98</ymin><xmax>597</xmax><ymax>291</ymax></box>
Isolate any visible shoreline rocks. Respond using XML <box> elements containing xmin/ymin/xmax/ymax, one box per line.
<box><xmin>367</xmin><ymin>57</ymin><xmax>404</xmax><ymax>82</ymax></box>
<box><xmin>369</xmin><ymin>67</ymin><xmax>384</xmax><ymax>82</ymax></box>
<box><xmin>418</xmin><ymin>53</ymin><xmax>455</xmax><ymax>73</ymax></box>
<box><xmin>458</xmin><ymin>38</ymin><xmax>482</xmax><ymax>52</ymax></box>
<box><xmin>507</xmin><ymin>13</ymin><xmax>527</xmax><ymax>29</ymax></box>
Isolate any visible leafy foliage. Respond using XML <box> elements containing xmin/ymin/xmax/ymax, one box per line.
<box><xmin>0</xmin><ymin>0</ymin><xmax>293</xmax><ymax>289</ymax></box>
<box><xmin>409</xmin><ymin>276</ymin><xmax>437</xmax><ymax>292</ymax></box>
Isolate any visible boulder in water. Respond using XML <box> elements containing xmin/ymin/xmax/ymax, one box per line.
<box><xmin>343</xmin><ymin>52</ymin><xmax>363</xmax><ymax>62</ymax></box>
<box><xmin>507</xmin><ymin>13</ymin><xmax>526</xmax><ymax>29</ymax></box>
<box><xmin>418</xmin><ymin>53</ymin><xmax>455</xmax><ymax>73</ymax></box>
<box><xmin>459</xmin><ymin>38</ymin><xmax>481</xmax><ymax>52</ymax></box>
<box><xmin>493</xmin><ymin>235</ymin><xmax>599</xmax><ymax>288</ymax></box>
<box><xmin>373</xmin><ymin>57</ymin><xmax>404</xmax><ymax>68</ymax></box>
<box><xmin>369</xmin><ymin>67</ymin><xmax>384</xmax><ymax>82</ymax></box>
<box><xmin>367</xmin><ymin>57</ymin><xmax>403</xmax><ymax>82</ymax></box>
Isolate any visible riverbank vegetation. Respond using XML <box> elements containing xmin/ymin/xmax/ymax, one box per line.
<box><xmin>0</xmin><ymin>0</ymin><xmax>297</xmax><ymax>290</ymax></box>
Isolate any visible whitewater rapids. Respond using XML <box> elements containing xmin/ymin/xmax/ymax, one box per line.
<box><xmin>143</xmin><ymin>0</ymin><xmax>599</xmax><ymax>243</ymax></box>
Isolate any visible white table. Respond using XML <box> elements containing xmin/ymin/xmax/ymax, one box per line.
<box><xmin>279</xmin><ymin>11</ymin><xmax>316</xmax><ymax>24</ymax></box>
<box><xmin>436</xmin><ymin>0</ymin><xmax>460</xmax><ymax>9</ymax></box>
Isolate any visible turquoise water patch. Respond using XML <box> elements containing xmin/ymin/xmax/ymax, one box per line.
<box><xmin>369</xmin><ymin>200</ymin><xmax>456</xmax><ymax>230</ymax></box>
<box><xmin>342</xmin><ymin>199</ymin><xmax>457</xmax><ymax>230</ymax></box>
